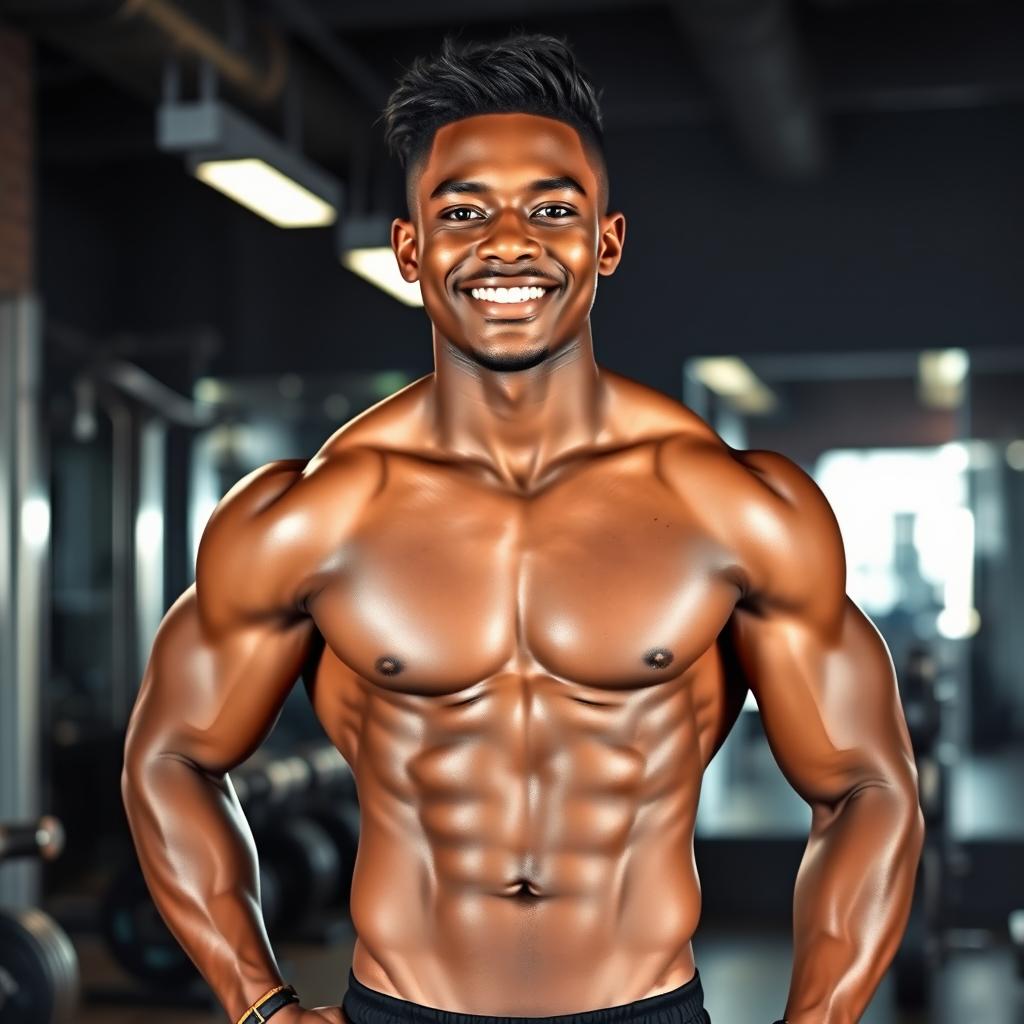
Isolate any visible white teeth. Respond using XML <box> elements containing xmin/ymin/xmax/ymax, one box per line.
<box><xmin>469</xmin><ymin>286</ymin><xmax>547</xmax><ymax>303</ymax></box>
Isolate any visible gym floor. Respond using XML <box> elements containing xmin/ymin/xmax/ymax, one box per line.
<box><xmin>70</xmin><ymin>921</ymin><xmax>1024</xmax><ymax>1024</ymax></box>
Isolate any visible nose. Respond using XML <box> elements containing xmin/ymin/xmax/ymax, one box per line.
<box><xmin>475</xmin><ymin>208</ymin><xmax>542</xmax><ymax>263</ymax></box>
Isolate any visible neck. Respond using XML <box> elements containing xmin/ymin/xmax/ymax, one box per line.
<box><xmin>428</xmin><ymin>322</ymin><xmax>607</xmax><ymax>489</ymax></box>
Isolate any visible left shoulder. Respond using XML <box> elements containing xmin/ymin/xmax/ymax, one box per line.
<box><xmin>660</xmin><ymin>437</ymin><xmax>848</xmax><ymax>632</ymax></box>
<box><xmin>730</xmin><ymin>447</ymin><xmax>847</xmax><ymax>631</ymax></box>
<box><xmin>731</xmin><ymin>447</ymin><xmax>833</xmax><ymax>514</ymax></box>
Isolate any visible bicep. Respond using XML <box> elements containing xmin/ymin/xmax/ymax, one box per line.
<box><xmin>733</xmin><ymin>595</ymin><xmax>918</xmax><ymax>811</ymax></box>
<box><xmin>726</xmin><ymin>448</ymin><xmax>917</xmax><ymax>810</ymax></box>
<box><xmin>124</xmin><ymin>460</ymin><xmax>316</xmax><ymax>776</ymax></box>
<box><xmin>124</xmin><ymin>584</ymin><xmax>316</xmax><ymax>776</ymax></box>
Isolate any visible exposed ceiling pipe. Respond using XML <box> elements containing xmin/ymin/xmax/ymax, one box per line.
<box><xmin>671</xmin><ymin>0</ymin><xmax>828</xmax><ymax>179</ymax></box>
<box><xmin>263</xmin><ymin>0</ymin><xmax>392</xmax><ymax>111</ymax></box>
<box><xmin>118</xmin><ymin>0</ymin><xmax>287</xmax><ymax>104</ymax></box>
<box><xmin>1</xmin><ymin>0</ymin><xmax>373</xmax><ymax>167</ymax></box>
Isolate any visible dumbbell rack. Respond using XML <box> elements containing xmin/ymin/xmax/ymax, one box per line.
<box><xmin>0</xmin><ymin>816</ymin><xmax>80</xmax><ymax>1024</ymax></box>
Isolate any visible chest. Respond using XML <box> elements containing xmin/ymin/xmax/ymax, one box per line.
<box><xmin>308</xmin><ymin>457</ymin><xmax>741</xmax><ymax>692</ymax></box>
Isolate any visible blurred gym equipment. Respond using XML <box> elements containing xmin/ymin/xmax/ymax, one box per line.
<box><xmin>0</xmin><ymin>295</ymin><xmax>48</xmax><ymax>913</ymax></box>
<box><xmin>1010</xmin><ymin>909</ymin><xmax>1024</xmax><ymax>979</ymax></box>
<box><xmin>893</xmin><ymin>643</ymin><xmax>948</xmax><ymax>1007</ymax></box>
<box><xmin>254</xmin><ymin>817</ymin><xmax>342</xmax><ymax>934</ymax></box>
<box><xmin>96</xmin><ymin>743</ymin><xmax>359</xmax><ymax>1001</ymax></box>
<box><xmin>0</xmin><ymin>816</ymin><xmax>80</xmax><ymax>1023</ymax></box>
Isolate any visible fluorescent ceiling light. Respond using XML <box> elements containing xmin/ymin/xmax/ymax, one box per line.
<box><xmin>692</xmin><ymin>356</ymin><xmax>777</xmax><ymax>414</ymax></box>
<box><xmin>918</xmin><ymin>348</ymin><xmax>969</xmax><ymax>409</ymax></box>
<box><xmin>694</xmin><ymin>356</ymin><xmax>758</xmax><ymax>395</ymax></box>
<box><xmin>158</xmin><ymin>99</ymin><xmax>341</xmax><ymax>228</ymax></box>
<box><xmin>195</xmin><ymin>158</ymin><xmax>335</xmax><ymax>227</ymax></box>
<box><xmin>730</xmin><ymin>383</ymin><xmax>778</xmax><ymax>414</ymax></box>
<box><xmin>338</xmin><ymin>214</ymin><xmax>423</xmax><ymax>307</ymax></box>
<box><xmin>341</xmin><ymin>248</ymin><xmax>423</xmax><ymax>306</ymax></box>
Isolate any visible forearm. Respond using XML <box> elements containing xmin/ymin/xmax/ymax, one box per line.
<box><xmin>785</xmin><ymin>782</ymin><xmax>925</xmax><ymax>1024</ymax></box>
<box><xmin>121</xmin><ymin>751</ymin><xmax>284</xmax><ymax>1022</ymax></box>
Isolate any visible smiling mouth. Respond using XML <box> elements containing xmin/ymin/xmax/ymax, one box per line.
<box><xmin>460</xmin><ymin>286</ymin><xmax>558</xmax><ymax>321</ymax></box>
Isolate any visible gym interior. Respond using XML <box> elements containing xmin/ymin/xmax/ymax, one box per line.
<box><xmin>1</xmin><ymin>1</ymin><xmax>1023</xmax><ymax>1022</ymax></box>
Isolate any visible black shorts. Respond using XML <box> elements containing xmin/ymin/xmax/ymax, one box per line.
<box><xmin>342</xmin><ymin>967</ymin><xmax>711</xmax><ymax>1024</ymax></box>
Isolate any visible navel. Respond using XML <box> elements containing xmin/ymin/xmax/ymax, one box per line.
<box><xmin>375</xmin><ymin>655</ymin><xmax>404</xmax><ymax>677</ymax></box>
<box><xmin>642</xmin><ymin>647</ymin><xmax>674</xmax><ymax>670</ymax></box>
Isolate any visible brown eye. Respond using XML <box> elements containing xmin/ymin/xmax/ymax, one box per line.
<box><xmin>535</xmin><ymin>205</ymin><xmax>573</xmax><ymax>218</ymax></box>
<box><xmin>442</xmin><ymin>208</ymin><xmax>483</xmax><ymax>221</ymax></box>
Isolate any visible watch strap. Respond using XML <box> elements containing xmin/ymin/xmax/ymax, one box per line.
<box><xmin>235</xmin><ymin>983</ymin><xmax>299</xmax><ymax>1024</ymax></box>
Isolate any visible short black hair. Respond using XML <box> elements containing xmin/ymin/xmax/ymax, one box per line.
<box><xmin>379</xmin><ymin>31</ymin><xmax>609</xmax><ymax>218</ymax></box>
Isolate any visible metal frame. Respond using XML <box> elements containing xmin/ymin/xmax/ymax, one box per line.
<box><xmin>0</xmin><ymin>293</ymin><xmax>48</xmax><ymax>909</ymax></box>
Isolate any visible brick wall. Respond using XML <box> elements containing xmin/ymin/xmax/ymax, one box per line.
<box><xmin>0</xmin><ymin>27</ymin><xmax>33</xmax><ymax>293</ymax></box>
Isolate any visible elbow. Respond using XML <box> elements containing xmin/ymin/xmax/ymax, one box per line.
<box><xmin>907</xmin><ymin>791</ymin><xmax>927</xmax><ymax>862</ymax></box>
<box><xmin>121</xmin><ymin>742</ymin><xmax>150</xmax><ymax>814</ymax></box>
<box><xmin>899</xmin><ymin>795</ymin><xmax>927</xmax><ymax>879</ymax></box>
<box><xmin>120</xmin><ymin>729</ymin><xmax>167</xmax><ymax>812</ymax></box>
<box><xmin>841</xmin><ymin>772</ymin><xmax>926</xmax><ymax>855</ymax></box>
<box><xmin>121</xmin><ymin>741</ymin><xmax>214</xmax><ymax>806</ymax></box>
<box><xmin>897</xmin><ymin>761</ymin><xmax>928</xmax><ymax>856</ymax></box>
<box><xmin>875</xmin><ymin>774</ymin><xmax>928</xmax><ymax>863</ymax></box>
<box><xmin>121</xmin><ymin>707</ymin><xmax>148</xmax><ymax>806</ymax></box>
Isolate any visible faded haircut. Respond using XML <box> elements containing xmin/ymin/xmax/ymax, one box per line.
<box><xmin>378</xmin><ymin>31</ymin><xmax>609</xmax><ymax>217</ymax></box>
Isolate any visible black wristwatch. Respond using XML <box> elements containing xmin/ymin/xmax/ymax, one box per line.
<box><xmin>235</xmin><ymin>983</ymin><xmax>299</xmax><ymax>1024</ymax></box>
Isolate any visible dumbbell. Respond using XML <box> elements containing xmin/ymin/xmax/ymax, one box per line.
<box><xmin>0</xmin><ymin>817</ymin><xmax>67</xmax><ymax>863</ymax></box>
<box><xmin>299</xmin><ymin>744</ymin><xmax>356</xmax><ymax>800</ymax></box>
<box><xmin>232</xmin><ymin>751</ymin><xmax>314</xmax><ymax>810</ymax></box>
<box><xmin>0</xmin><ymin>816</ymin><xmax>80</xmax><ymax>1024</ymax></box>
<box><xmin>232</xmin><ymin>745</ymin><xmax>354</xmax><ymax>812</ymax></box>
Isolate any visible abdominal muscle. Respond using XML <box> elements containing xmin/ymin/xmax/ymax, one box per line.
<box><xmin>344</xmin><ymin>707</ymin><xmax>706</xmax><ymax>1017</ymax></box>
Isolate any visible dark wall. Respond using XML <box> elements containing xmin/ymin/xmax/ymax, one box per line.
<box><xmin>601</xmin><ymin>104</ymin><xmax>1024</xmax><ymax>385</ymax></box>
<box><xmin>38</xmin><ymin>96</ymin><xmax>1024</xmax><ymax>396</ymax></box>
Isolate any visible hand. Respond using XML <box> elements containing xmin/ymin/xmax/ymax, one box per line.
<box><xmin>303</xmin><ymin>1009</ymin><xmax>348</xmax><ymax>1024</ymax></box>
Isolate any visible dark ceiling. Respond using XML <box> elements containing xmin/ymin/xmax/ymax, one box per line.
<box><xmin>3</xmin><ymin>0</ymin><xmax>1022</xmax><ymax>389</ymax></box>
<box><xmin>7</xmin><ymin>0</ymin><xmax>1024</xmax><ymax>185</ymax></box>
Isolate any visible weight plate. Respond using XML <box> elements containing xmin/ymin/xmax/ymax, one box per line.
<box><xmin>0</xmin><ymin>908</ymin><xmax>79</xmax><ymax>1023</ymax></box>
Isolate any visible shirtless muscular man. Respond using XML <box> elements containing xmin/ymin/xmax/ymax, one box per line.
<box><xmin>122</xmin><ymin>31</ymin><xmax>925</xmax><ymax>1024</ymax></box>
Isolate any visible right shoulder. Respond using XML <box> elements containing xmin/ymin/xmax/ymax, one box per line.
<box><xmin>195</xmin><ymin>447</ymin><xmax>385</xmax><ymax>630</ymax></box>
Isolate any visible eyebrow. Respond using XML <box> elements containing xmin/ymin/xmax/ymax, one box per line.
<box><xmin>428</xmin><ymin>175</ymin><xmax>588</xmax><ymax>201</ymax></box>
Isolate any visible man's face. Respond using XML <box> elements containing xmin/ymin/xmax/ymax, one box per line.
<box><xmin>391</xmin><ymin>113</ymin><xmax>625</xmax><ymax>373</ymax></box>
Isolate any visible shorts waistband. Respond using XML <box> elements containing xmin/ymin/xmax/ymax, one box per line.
<box><xmin>342</xmin><ymin>967</ymin><xmax>708</xmax><ymax>1024</ymax></box>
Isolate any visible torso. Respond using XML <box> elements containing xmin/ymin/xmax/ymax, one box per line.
<box><xmin>291</xmin><ymin>372</ymin><xmax>755</xmax><ymax>1014</ymax></box>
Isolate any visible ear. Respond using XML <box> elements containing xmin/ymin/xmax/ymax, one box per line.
<box><xmin>391</xmin><ymin>217</ymin><xmax>419</xmax><ymax>282</ymax></box>
<box><xmin>597</xmin><ymin>211</ymin><xmax>626</xmax><ymax>277</ymax></box>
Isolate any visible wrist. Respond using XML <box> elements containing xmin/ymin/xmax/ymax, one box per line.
<box><xmin>229</xmin><ymin>969</ymin><xmax>288</xmax><ymax>1022</ymax></box>
<box><xmin>233</xmin><ymin>982</ymin><xmax>299</xmax><ymax>1024</ymax></box>
<box><xmin>267</xmin><ymin>1005</ymin><xmax>306</xmax><ymax>1023</ymax></box>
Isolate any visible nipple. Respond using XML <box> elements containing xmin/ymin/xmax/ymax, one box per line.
<box><xmin>643</xmin><ymin>648</ymin><xmax>674</xmax><ymax>670</ymax></box>
<box><xmin>375</xmin><ymin>655</ymin><xmax>404</xmax><ymax>677</ymax></box>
